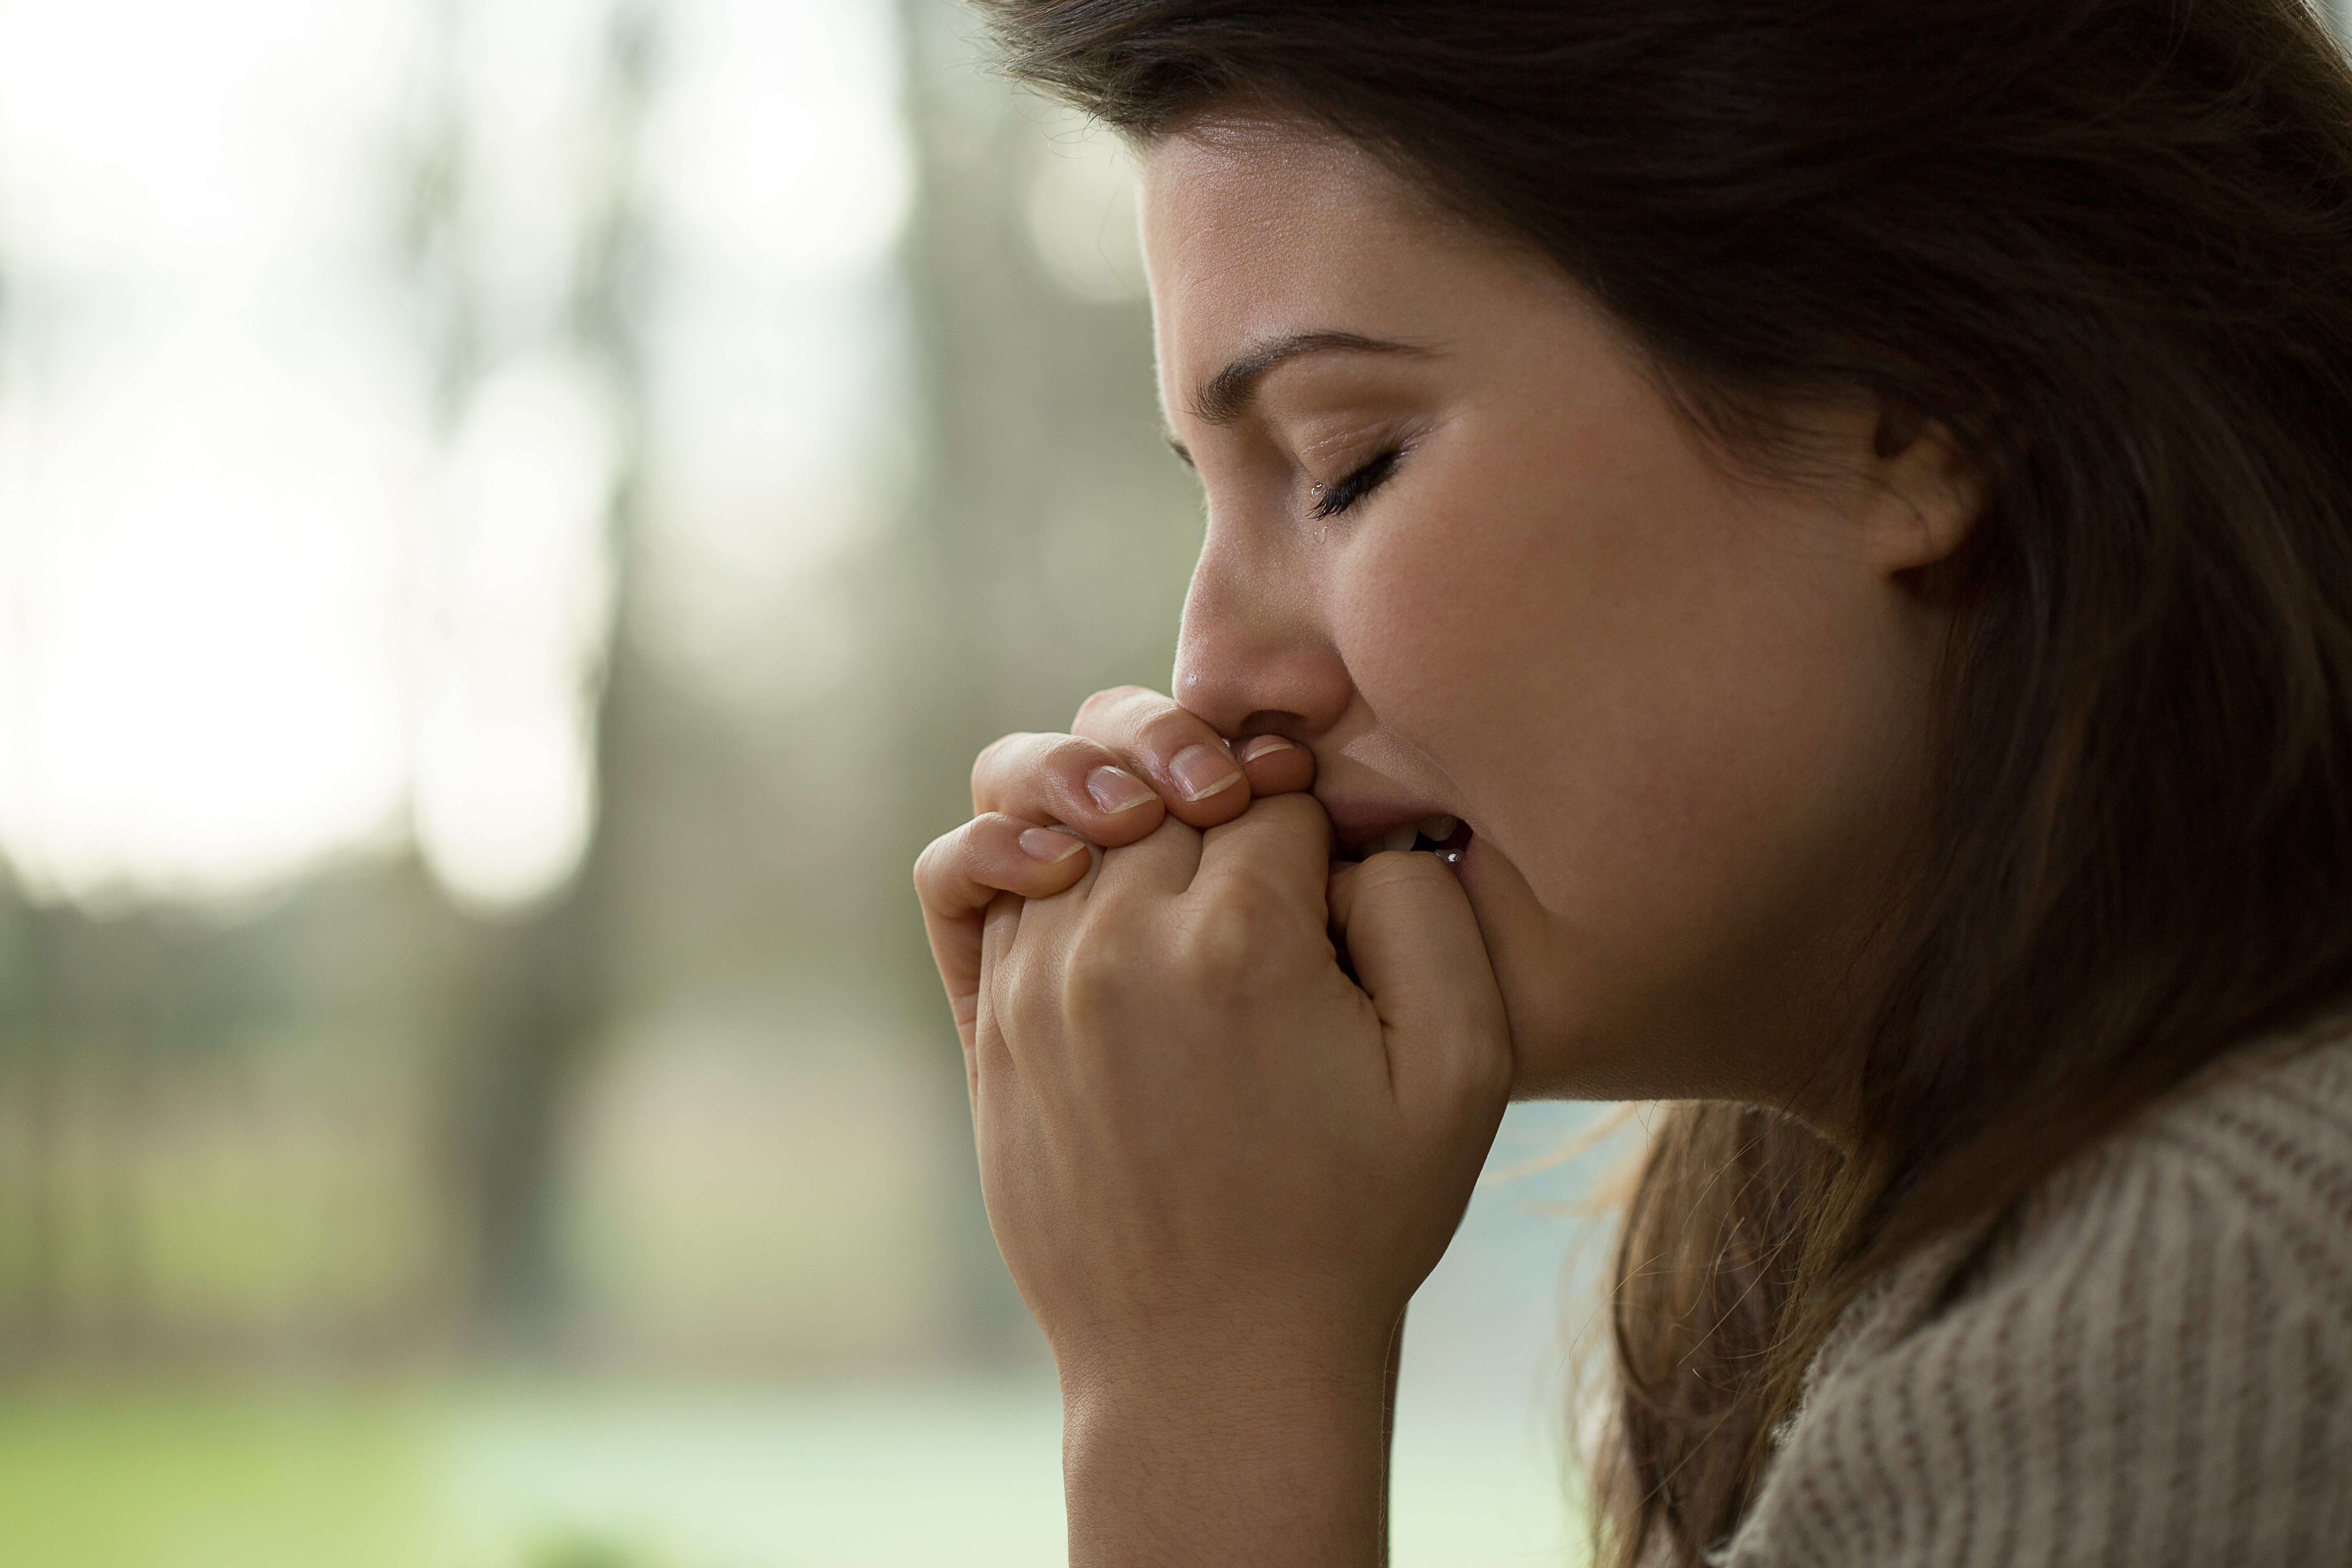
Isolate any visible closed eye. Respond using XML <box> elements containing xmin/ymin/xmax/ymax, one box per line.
<box><xmin>1311</xmin><ymin>448</ymin><xmax>1400</xmax><ymax>519</ymax></box>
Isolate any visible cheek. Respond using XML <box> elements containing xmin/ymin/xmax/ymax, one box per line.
<box><xmin>1336</xmin><ymin>434</ymin><xmax>1761</xmax><ymax>869</ymax></box>
<box><xmin>1327</xmin><ymin>517</ymin><xmax>1519</xmax><ymax>794</ymax></box>
<box><xmin>1335</xmin><ymin>433</ymin><xmax>1896</xmax><ymax>1011</ymax></box>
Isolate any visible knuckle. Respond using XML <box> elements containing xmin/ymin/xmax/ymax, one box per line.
<box><xmin>1063</xmin><ymin>923</ymin><xmax>1142</xmax><ymax>1020</ymax></box>
<box><xmin>912</xmin><ymin>845</ymin><xmax>940</xmax><ymax>893</ymax></box>
<box><xmin>974</xmin><ymin>731</ymin><xmax>1030</xmax><ymax>770</ymax></box>
<box><xmin>1168</xmin><ymin>892</ymin><xmax>1286</xmax><ymax>991</ymax></box>
<box><xmin>1138</xmin><ymin>706</ymin><xmax>1212</xmax><ymax>756</ymax></box>
<box><xmin>1074</xmin><ymin>684</ymin><xmax>1177</xmax><ymax>744</ymax></box>
<box><xmin>1040</xmin><ymin>733</ymin><xmax>1111</xmax><ymax>781</ymax></box>
<box><xmin>913</xmin><ymin>826</ymin><xmax>966</xmax><ymax>889</ymax></box>
<box><xmin>1073</xmin><ymin>686</ymin><xmax>1148</xmax><ymax>727</ymax></box>
<box><xmin>1167</xmin><ymin>922</ymin><xmax>1243</xmax><ymax>989</ymax></box>
<box><xmin>978</xmin><ymin>732</ymin><xmax>1119</xmax><ymax>817</ymax></box>
<box><xmin>971</xmin><ymin>733</ymin><xmax>1027</xmax><ymax>791</ymax></box>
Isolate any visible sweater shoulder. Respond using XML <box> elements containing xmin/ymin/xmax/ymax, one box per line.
<box><xmin>2125</xmin><ymin>1029</ymin><xmax>2352</xmax><ymax>1303</ymax></box>
<box><xmin>1720</xmin><ymin>1028</ymin><xmax>2352</xmax><ymax>1568</ymax></box>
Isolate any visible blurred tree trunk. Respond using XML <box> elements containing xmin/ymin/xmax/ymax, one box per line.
<box><xmin>406</xmin><ymin>0</ymin><xmax>661</xmax><ymax>1350</ymax></box>
<box><xmin>0</xmin><ymin>884</ymin><xmax>59</xmax><ymax>1360</ymax></box>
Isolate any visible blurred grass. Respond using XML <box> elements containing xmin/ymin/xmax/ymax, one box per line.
<box><xmin>0</xmin><ymin>1384</ymin><xmax>436</xmax><ymax>1568</ymax></box>
<box><xmin>0</xmin><ymin>1379</ymin><xmax>1074</xmax><ymax>1568</ymax></box>
<box><xmin>0</xmin><ymin>1110</ymin><xmax>1604</xmax><ymax>1568</ymax></box>
<box><xmin>0</xmin><ymin>1376</ymin><xmax>1580</xmax><ymax>1568</ymax></box>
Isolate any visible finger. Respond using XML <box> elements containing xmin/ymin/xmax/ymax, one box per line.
<box><xmin>1187</xmin><ymin>792</ymin><xmax>1336</xmax><ymax>928</ymax></box>
<box><xmin>1234</xmin><ymin>732</ymin><xmax>1316</xmax><ymax>798</ymax></box>
<box><xmin>1082</xmin><ymin>808</ymin><xmax>1207</xmax><ymax>907</ymax></box>
<box><xmin>1072</xmin><ymin>686</ymin><xmax>1254</xmax><ymax>829</ymax></box>
<box><xmin>915</xmin><ymin>815</ymin><xmax>1096</xmax><ymax>1045</ymax></box>
<box><xmin>1327</xmin><ymin>853</ymin><xmax>1513</xmax><ymax>1114</ymax></box>
<box><xmin>973</xmin><ymin>887</ymin><xmax>1027</xmax><ymax>1092</ymax></box>
<box><xmin>971</xmin><ymin>731</ymin><xmax>1168</xmax><ymax>848</ymax></box>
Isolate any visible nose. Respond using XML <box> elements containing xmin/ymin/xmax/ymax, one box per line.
<box><xmin>1172</xmin><ymin>523</ymin><xmax>1354</xmax><ymax>740</ymax></box>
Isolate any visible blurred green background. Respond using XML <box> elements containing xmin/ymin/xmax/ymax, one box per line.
<box><xmin>53</xmin><ymin>0</ymin><xmax>2352</xmax><ymax>1561</ymax></box>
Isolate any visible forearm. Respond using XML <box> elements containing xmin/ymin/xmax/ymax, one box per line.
<box><xmin>1060</xmin><ymin>1324</ymin><xmax>1402</xmax><ymax>1568</ymax></box>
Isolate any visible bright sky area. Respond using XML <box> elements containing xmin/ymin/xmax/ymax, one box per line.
<box><xmin>0</xmin><ymin>0</ymin><xmax>908</xmax><ymax>912</ymax></box>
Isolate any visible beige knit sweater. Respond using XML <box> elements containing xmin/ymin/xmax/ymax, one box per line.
<box><xmin>1717</xmin><ymin>1028</ymin><xmax>2352</xmax><ymax>1567</ymax></box>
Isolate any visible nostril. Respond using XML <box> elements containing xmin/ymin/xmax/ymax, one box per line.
<box><xmin>1236</xmin><ymin>708</ymin><xmax>1307</xmax><ymax>739</ymax></box>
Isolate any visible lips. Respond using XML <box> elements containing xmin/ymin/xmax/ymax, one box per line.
<box><xmin>1331</xmin><ymin>811</ymin><xmax>1474</xmax><ymax>865</ymax></box>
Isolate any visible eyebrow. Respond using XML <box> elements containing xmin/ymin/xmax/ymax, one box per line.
<box><xmin>1186</xmin><ymin>329</ymin><xmax>1432</xmax><ymax>428</ymax></box>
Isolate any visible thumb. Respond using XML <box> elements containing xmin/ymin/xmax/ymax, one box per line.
<box><xmin>1327</xmin><ymin>853</ymin><xmax>1513</xmax><ymax>1115</ymax></box>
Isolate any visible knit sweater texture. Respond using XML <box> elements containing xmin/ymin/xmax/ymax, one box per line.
<box><xmin>1716</xmin><ymin>1027</ymin><xmax>2352</xmax><ymax>1567</ymax></box>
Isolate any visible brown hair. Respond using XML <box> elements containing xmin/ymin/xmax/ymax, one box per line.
<box><xmin>976</xmin><ymin>1</ymin><xmax>2352</xmax><ymax>1560</ymax></box>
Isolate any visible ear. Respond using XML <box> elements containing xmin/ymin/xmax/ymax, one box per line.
<box><xmin>1861</xmin><ymin>413</ymin><xmax>1983</xmax><ymax>575</ymax></box>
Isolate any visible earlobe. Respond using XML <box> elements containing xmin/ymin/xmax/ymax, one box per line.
<box><xmin>1866</xmin><ymin>418</ymin><xmax>1983</xmax><ymax>575</ymax></box>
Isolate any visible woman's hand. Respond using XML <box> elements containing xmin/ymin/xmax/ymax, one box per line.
<box><xmin>978</xmin><ymin>792</ymin><xmax>1510</xmax><ymax>1348</ymax></box>
<box><xmin>915</xmin><ymin>685</ymin><xmax>1314</xmax><ymax>1053</ymax></box>
<box><xmin>929</xmin><ymin>783</ymin><xmax>1512</xmax><ymax>1563</ymax></box>
<box><xmin>915</xmin><ymin>686</ymin><xmax>1511</xmax><ymax>1561</ymax></box>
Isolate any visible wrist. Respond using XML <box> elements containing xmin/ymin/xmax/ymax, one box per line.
<box><xmin>1056</xmin><ymin>1318</ymin><xmax>1402</xmax><ymax>1568</ymax></box>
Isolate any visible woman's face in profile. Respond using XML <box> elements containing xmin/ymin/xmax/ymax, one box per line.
<box><xmin>1142</xmin><ymin>118</ymin><xmax>1971</xmax><ymax>1116</ymax></box>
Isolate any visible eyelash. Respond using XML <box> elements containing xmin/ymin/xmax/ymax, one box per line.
<box><xmin>1310</xmin><ymin>448</ymin><xmax>1400</xmax><ymax>520</ymax></box>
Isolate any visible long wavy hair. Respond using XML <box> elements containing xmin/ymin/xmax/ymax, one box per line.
<box><xmin>974</xmin><ymin>2</ymin><xmax>2352</xmax><ymax>1561</ymax></box>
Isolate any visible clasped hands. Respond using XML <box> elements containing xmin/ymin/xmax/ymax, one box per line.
<box><xmin>915</xmin><ymin>687</ymin><xmax>1512</xmax><ymax>1560</ymax></box>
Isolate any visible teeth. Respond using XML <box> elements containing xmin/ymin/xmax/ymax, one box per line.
<box><xmin>1417</xmin><ymin>814</ymin><xmax>1458</xmax><ymax>842</ymax></box>
<box><xmin>1370</xmin><ymin>826</ymin><xmax>1418</xmax><ymax>855</ymax></box>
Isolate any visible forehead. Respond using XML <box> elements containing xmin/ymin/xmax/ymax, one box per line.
<box><xmin>1135</xmin><ymin>118</ymin><xmax>1589</xmax><ymax>423</ymax></box>
<box><xmin>1138</xmin><ymin>122</ymin><xmax>1481</xmax><ymax>381</ymax></box>
<box><xmin>1138</xmin><ymin>118</ymin><xmax>1418</xmax><ymax>250</ymax></box>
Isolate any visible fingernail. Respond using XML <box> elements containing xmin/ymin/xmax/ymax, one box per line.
<box><xmin>1086</xmin><ymin>766</ymin><xmax>1156</xmax><ymax>813</ymax></box>
<box><xmin>1170</xmin><ymin>744</ymin><xmax>1243</xmax><ymax>802</ymax></box>
<box><xmin>1235</xmin><ymin>735</ymin><xmax>1295</xmax><ymax>764</ymax></box>
<box><xmin>1019</xmin><ymin>827</ymin><xmax>1086</xmax><ymax>863</ymax></box>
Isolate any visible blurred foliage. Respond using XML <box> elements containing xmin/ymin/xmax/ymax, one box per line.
<box><xmin>527</xmin><ymin>1536</ymin><xmax>658</xmax><ymax>1568</ymax></box>
<box><xmin>0</xmin><ymin>0</ymin><xmax>1198</xmax><ymax>1378</ymax></box>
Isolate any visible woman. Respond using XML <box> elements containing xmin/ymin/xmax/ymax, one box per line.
<box><xmin>912</xmin><ymin>2</ymin><xmax>2352</xmax><ymax>1563</ymax></box>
